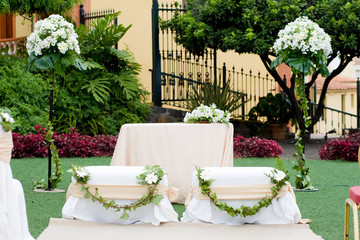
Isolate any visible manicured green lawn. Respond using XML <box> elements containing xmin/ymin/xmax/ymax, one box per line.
<box><xmin>10</xmin><ymin>157</ymin><xmax>360</xmax><ymax>239</ymax></box>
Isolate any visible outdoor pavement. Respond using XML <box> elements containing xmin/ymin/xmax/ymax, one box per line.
<box><xmin>276</xmin><ymin>133</ymin><xmax>341</xmax><ymax>160</ymax></box>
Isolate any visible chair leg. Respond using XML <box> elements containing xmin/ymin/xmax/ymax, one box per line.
<box><xmin>352</xmin><ymin>202</ymin><xmax>359</xmax><ymax>240</ymax></box>
<box><xmin>345</xmin><ymin>199</ymin><xmax>350</xmax><ymax>240</ymax></box>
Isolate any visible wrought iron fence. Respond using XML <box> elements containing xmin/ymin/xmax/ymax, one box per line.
<box><xmin>79</xmin><ymin>4</ymin><xmax>118</xmax><ymax>49</ymax></box>
<box><xmin>155</xmin><ymin>2</ymin><xmax>277</xmax><ymax>117</ymax></box>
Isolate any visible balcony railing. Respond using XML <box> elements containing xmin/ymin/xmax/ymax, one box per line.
<box><xmin>0</xmin><ymin>37</ymin><xmax>25</xmax><ymax>55</ymax></box>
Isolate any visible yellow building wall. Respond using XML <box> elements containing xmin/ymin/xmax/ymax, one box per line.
<box><xmin>15</xmin><ymin>16</ymin><xmax>32</xmax><ymax>38</ymax></box>
<box><xmin>314</xmin><ymin>89</ymin><xmax>357</xmax><ymax>134</ymax></box>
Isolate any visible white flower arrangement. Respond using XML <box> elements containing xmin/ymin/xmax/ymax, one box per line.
<box><xmin>273</xmin><ymin>16</ymin><xmax>332</xmax><ymax>57</ymax></box>
<box><xmin>199</xmin><ymin>169</ymin><xmax>211</xmax><ymax>181</ymax></box>
<box><xmin>273</xmin><ymin>170</ymin><xmax>286</xmax><ymax>182</ymax></box>
<box><xmin>183</xmin><ymin>104</ymin><xmax>230</xmax><ymax>124</ymax></box>
<box><xmin>27</xmin><ymin>14</ymin><xmax>80</xmax><ymax>56</ymax></box>
<box><xmin>145</xmin><ymin>173</ymin><xmax>159</xmax><ymax>185</ymax></box>
<box><xmin>0</xmin><ymin>107</ymin><xmax>15</xmax><ymax>133</ymax></box>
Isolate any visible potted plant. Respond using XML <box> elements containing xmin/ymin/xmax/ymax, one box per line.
<box><xmin>248</xmin><ymin>92</ymin><xmax>294</xmax><ymax>139</ymax></box>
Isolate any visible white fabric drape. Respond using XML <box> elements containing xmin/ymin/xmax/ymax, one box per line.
<box><xmin>62</xmin><ymin>166</ymin><xmax>179</xmax><ymax>226</ymax></box>
<box><xmin>0</xmin><ymin>130</ymin><xmax>34</xmax><ymax>240</ymax></box>
<box><xmin>182</xmin><ymin>167</ymin><xmax>302</xmax><ymax>225</ymax></box>
<box><xmin>110</xmin><ymin>123</ymin><xmax>234</xmax><ymax>203</ymax></box>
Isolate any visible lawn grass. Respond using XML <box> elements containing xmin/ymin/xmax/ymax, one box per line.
<box><xmin>10</xmin><ymin>156</ymin><xmax>360</xmax><ymax>240</ymax></box>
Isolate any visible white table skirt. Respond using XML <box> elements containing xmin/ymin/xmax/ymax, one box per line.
<box><xmin>62</xmin><ymin>166</ymin><xmax>178</xmax><ymax>226</ymax></box>
<box><xmin>110</xmin><ymin>123</ymin><xmax>234</xmax><ymax>203</ymax></box>
<box><xmin>181</xmin><ymin>167</ymin><xmax>301</xmax><ymax>225</ymax></box>
<box><xmin>0</xmin><ymin>163</ymin><xmax>34</xmax><ymax>240</ymax></box>
<box><xmin>0</xmin><ymin>131</ymin><xmax>34</xmax><ymax>240</ymax></box>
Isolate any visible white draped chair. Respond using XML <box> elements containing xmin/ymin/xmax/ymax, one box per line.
<box><xmin>0</xmin><ymin>130</ymin><xmax>34</xmax><ymax>240</ymax></box>
<box><xmin>182</xmin><ymin>167</ymin><xmax>301</xmax><ymax>225</ymax></box>
<box><xmin>62</xmin><ymin>166</ymin><xmax>179</xmax><ymax>226</ymax></box>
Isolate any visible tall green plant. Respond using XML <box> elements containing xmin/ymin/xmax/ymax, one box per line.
<box><xmin>52</xmin><ymin>12</ymin><xmax>149</xmax><ymax>135</ymax></box>
<box><xmin>186</xmin><ymin>81</ymin><xmax>247</xmax><ymax>114</ymax></box>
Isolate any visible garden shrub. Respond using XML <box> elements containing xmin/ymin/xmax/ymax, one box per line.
<box><xmin>0</xmin><ymin>13</ymin><xmax>149</xmax><ymax>136</ymax></box>
<box><xmin>0</xmin><ymin>55</ymin><xmax>48</xmax><ymax>134</ymax></box>
<box><xmin>12</xmin><ymin>126</ymin><xmax>117</xmax><ymax>158</ymax></box>
<box><xmin>233</xmin><ymin>135</ymin><xmax>283</xmax><ymax>158</ymax></box>
<box><xmin>319</xmin><ymin>133</ymin><xmax>360</xmax><ymax>161</ymax></box>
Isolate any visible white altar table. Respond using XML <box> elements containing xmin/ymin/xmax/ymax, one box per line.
<box><xmin>111</xmin><ymin>123</ymin><xmax>234</xmax><ymax>203</ymax></box>
<box><xmin>182</xmin><ymin>167</ymin><xmax>301</xmax><ymax>225</ymax></box>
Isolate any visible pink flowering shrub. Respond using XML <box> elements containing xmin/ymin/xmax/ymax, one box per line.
<box><xmin>12</xmin><ymin>125</ymin><xmax>117</xmax><ymax>158</ymax></box>
<box><xmin>319</xmin><ymin>133</ymin><xmax>360</xmax><ymax>162</ymax></box>
<box><xmin>233</xmin><ymin>135</ymin><xmax>283</xmax><ymax>158</ymax></box>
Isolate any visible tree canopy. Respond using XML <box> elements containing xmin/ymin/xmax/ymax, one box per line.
<box><xmin>163</xmin><ymin>0</ymin><xmax>360</xmax><ymax>134</ymax></box>
<box><xmin>0</xmin><ymin>0</ymin><xmax>81</xmax><ymax>18</ymax></box>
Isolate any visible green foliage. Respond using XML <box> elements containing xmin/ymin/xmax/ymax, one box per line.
<box><xmin>49</xmin><ymin>12</ymin><xmax>149</xmax><ymax>135</ymax></box>
<box><xmin>248</xmin><ymin>92</ymin><xmax>294</xmax><ymax>125</ymax></box>
<box><xmin>2</xmin><ymin>0</ymin><xmax>81</xmax><ymax>18</ymax></box>
<box><xmin>33</xmin><ymin>122</ymin><xmax>63</xmax><ymax>190</ymax></box>
<box><xmin>163</xmin><ymin>0</ymin><xmax>360</xmax><ymax>140</ymax></box>
<box><xmin>0</xmin><ymin>55</ymin><xmax>48</xmax><ymax>134</ymax></box>
<box><xmin>186</xmin><ymin>81</ymin><xmax>247</xmax><ymax>113</ymax></box>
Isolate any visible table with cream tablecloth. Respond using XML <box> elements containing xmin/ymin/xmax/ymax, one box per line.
<box><xmin>182</xmin><ymin>167</ymin><xmax>301</xmax><ymax>225</ymax></box>
<box><xmin>0</xmin><ymin>131</ymin><xmax>34</xmax><ymax>240</ymax></box>
<box><xmin>111</xmin><ymin>123</ymin><xmax>234</xmax><ymax>203</ymax></box>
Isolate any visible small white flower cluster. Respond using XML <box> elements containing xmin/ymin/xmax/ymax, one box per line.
<box><xmin>183</xmin><ymin>104</ymin><xmax>230</xmax><ymax>123</ymax></box>
<box><xmin>75</xmin><ymin>167</ymin><xmax>89</xmax><ymax>178</ymax></box>
<box><xmin>274</xmin><ymin>171</ymin><xmax>286</xmax><ymax>182</ymax></box>
<box><xmin>273</xmin><ymin>16</ymin><xmax>332</xmax><ymax>57</ymax></box>
<box><xmin>145</xmin><ymin>173</ymin><xmax>159</xmax><ymax>184</ymax></box>
<box><xmin>27</xmin><ymin>14</ymin><xmax>80</xmax><ymax>56</ymax></box>
<box><xmin>0</xmin><ymin>112</ymin><xmax>14</xmax><ymax>124</ymax></box>
<box><xmin>200</xmin><ymin>169</ymin><xmax>211</xmax><ymax>181</ymax></box>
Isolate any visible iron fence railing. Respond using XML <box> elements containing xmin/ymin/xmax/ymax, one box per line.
<box><xmin>310</xmin><ymin>102</ymin><xmax>358</xmax><ymax>136</ymax></box>
<box><xmin>79</xmin><ymin>4</ymin><xmax>118</xmax><ymax>49</ymax></box>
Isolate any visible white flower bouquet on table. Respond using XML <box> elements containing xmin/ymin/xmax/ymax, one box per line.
<box><xmin>183</xmin><ymin>104</ymin><xmax>231</xmax><ymax>124</ymax></box>
<box><xmin>0</xmin><ymin>108</ymin><xmax>15</xmax><ymax>135</ymax></box>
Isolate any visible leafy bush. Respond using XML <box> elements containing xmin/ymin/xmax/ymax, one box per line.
<box><xmin>319</xmin><ymin>133</ymin><xmax>360</xmax><ymax>161</ymax></box>
<box><xmin>0</xmin><ymin>13</ymin><xmax>149</xmax><ymax>136</ymax></box>
<box><xmin>0</xmin><ymin>55</ymin><xmax>48</xmax><ymax>134</ymax></box>
<box><xmin>233</xmin><ymin>135</ymin><xmax>283</xmax><ymax>158</ymax></box>
<box><xmin>12</xmin><ymin>126</ymin><xmax>117</xmax><ymax>158</ymax></box>
<box><xmin>55</xmin><ymin>12</ymin><xmax>149</xmax><ymax>135</ymax></box>
<box><xmin>186</xmin><ymin>81</ymin><xmax>247</xmax><ymax>114</ymax></box>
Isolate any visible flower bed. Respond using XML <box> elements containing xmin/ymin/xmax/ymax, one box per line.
<box><xmin>12</xmin><ymin>125</ymin><xmax>117</xmax><ymax>158</ymax></box>
<box><xmin>319</xmin><ymin>133</ymin><xmax>360</xmax><ymax>162</ymax></box>
<box><xmin>233</xmin><ymin>135</ymin><xmax>283</xmax><ymax>158</ymax></box>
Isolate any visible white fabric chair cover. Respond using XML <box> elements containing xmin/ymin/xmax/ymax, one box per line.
<box><xmin>0</xmin><ymin>130</ymin><xmax>34</xmax><ymax>240</ymax></box>
<box><xmin>182</xmin><ymin>167</ymin><xmax>302</xmax><ymax>225</ymax></box>
<box><xmin>62</xmin><ymin>166</ymin><xmax>179</xmax><ymax>226</ymax></box>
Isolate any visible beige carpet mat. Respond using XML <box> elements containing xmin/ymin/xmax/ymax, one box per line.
<box><xmin>37</xmin><ymin>218</ymin><xmax>323</xmax><ymax>240</ymax></box>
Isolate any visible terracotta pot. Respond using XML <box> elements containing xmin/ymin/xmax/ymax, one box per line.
<box><xmin>269</xmin><ymin>124</ymin><xmax>287</xmax><ymax>140</ymax></box>
<box><xmin>198</xmin><ymin>120</ymin><xmax>210</xmax><ymax>124</ymax></box>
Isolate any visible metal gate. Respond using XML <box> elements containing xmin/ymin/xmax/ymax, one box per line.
<box><xmin>152</xmin><ymin>0</ymin><xmax>282</xmax><ymax>118</ymax></box>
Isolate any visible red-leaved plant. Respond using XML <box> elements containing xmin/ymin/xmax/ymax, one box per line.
<box><xmin>233</xmin><ymin>135</ymin><xmax>283</xmax><ymax>158</ymax></box>
<box><xmin>319</xmin><ymin>133</ymin><xmax>360</xmax><ymax>162</ymax></box>
<box><xmin>12</xmin><ymin>125</ymin><xmax>117</xmax><ymax>158</ymax></box>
